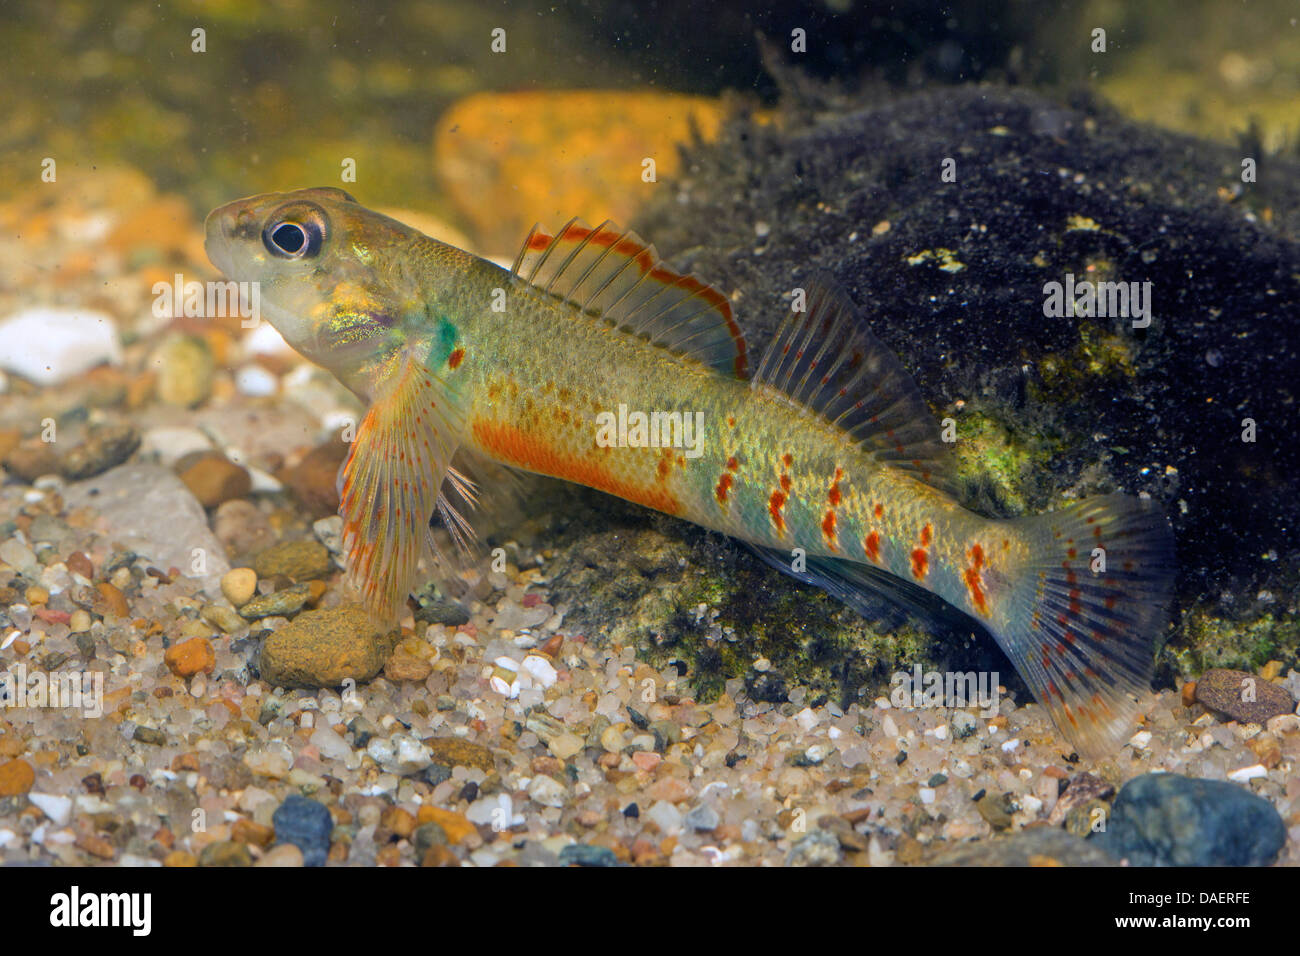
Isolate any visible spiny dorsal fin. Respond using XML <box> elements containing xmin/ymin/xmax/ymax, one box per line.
<box><xmin>751</xmin><ymin>276</ymin><xmax>957</xmax><ymax>495</ymax></box>
<box><xmin>511</xmin><ymin>219</ymin><xmax>749</xmax><ymax>379</ymax></box>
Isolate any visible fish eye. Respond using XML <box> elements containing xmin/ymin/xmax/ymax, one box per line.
<box><xmin>263</xmin><ymin>205</ymin><xmax>326</xmax><ymax>259</ymax></box>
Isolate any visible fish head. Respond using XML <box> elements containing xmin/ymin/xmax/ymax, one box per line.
<box><xmin>204</xmin><ymin>187</ymin><xmax>419</xmax><ymax>397</ymax></box>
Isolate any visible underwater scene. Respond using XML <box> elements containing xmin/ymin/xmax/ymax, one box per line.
<box><xmin>1</xmin><ymin>0</ymin><xmax>1298</xmax><ymax>887</ymax></box>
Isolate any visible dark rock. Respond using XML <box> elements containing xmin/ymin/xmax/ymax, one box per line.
<box><xmin>60</xmin><ymin>426</ymin><xmax>140</xmax><ymax>481</ymax></box>
<box><xmin>1093</xmin><ymin>773</ymin><xmax>1286</xmax><ymax>866</ymax></box>
<box><xmin>272</xmin><ymin>794</ymin><xmax>334</xmax><ymax>867</ymax></box>
<box><xmin>558</xmin><ymin>843</ymin><xmax>620</xmax><ymax>867</ymax></box>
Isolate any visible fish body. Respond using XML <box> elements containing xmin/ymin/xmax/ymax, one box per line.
<box><xmin>205</xmin><ymin>188</ymin><xmax>1175</xmax><ymax>755</ymax></box>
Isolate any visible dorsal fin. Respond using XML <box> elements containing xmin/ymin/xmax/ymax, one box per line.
<box><xmin>511</xmin><ymin>219</ymin><xmax>750</xmax><ymax>379</ymax></box>
<box><xmin>751</xmin><ymin>276</ymin><xmax>957</xmax><ymax>495</ymax></box>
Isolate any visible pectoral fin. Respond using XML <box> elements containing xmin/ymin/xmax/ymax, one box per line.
<box><xmin>337</xmin><ymin>355</ymin><xmax>467</xmax><ymax>623</ymax></box>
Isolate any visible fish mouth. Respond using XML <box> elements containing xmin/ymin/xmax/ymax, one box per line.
<box><xmin>203</xmin><ymin>204</ymin><xmax>238</xmax><ymax>278</ymax></box>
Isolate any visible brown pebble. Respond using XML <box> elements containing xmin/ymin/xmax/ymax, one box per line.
<box><xmin>95</xmin><ymin>581</ymin><xmax>130</xmax><ymax>618</ymax></box>
<box><xmin>232</xmin><ymin>817</ymin><xmax>276</xmax><ymax>848</ymax></box>
<box><xmin>0</xmin><ymin>758</ymin><xmax>35</xmax><ymax>796</ymax></box>
<box><xmin>76</xmin><ymin>833</ymin><xmax>116</xmax><ymax>860</ymax></box>
<box><xmin>421</xmin><ymin>844</ymin><xmax>460</xmax><ymax>867</ymax></box>
<box><xmin>1195</xmin><ymin>668</ymin><xmax>1296</xmax><ymax>724</ymax></box>
<box><xmin>66</xmin><ymin>551</ymin><xmax>94</xmax><ymax>580</ymax></box>
<box><xmin>282</xmin><ymin>436</ymin><xmax>349</xmax><ymax>518</ymax></box>
<box><xmin>164</xmin><ymin>637</ymin><xmax>216</xmax><ymax>678</ymax></box>
<box><xmin>177</xmin><ymin>451</ymin><xmax>251</xmax><ymax>508</ymax></box>
<box><xmin>380</xmin><ymin>806</ymin><xmax>417</xmax><ymax>839</ymax></box>
<box><xmin>252</xmin><ymin>539</ymin><xmax>334</xmax><ymax>582</ymax></box>
<box><xmin>384</xmin><ymin>647</ymin><xmax>433</xmax><ymax>683</ymax></box>
<box><xmin>425</xmin><ymin>737</ymin><xmax>496</xmax><ymax>775</ymax></box>
<box><xmin>2</xmin><ymin>442</ymin><xmax>60</xmax><ymax>482</ymax></box>
<box><xmin>259</xmin><ymin>604</ymin><xmax>394</xmax><ymax>689</ymax></box>
<box><xmin>1181</xmin><ymin>681</ymin><xmax>1198</xmax><ymax>707</ymax></box>
<box><xmin>163</xmin><ymin>850</ymin><xmax>197</xmax><ymax>867</ymax></box>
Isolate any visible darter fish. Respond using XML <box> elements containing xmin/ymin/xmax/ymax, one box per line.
<box><xmin>205</xmin><ymin>187</ymin><xmax>1175</xmax><ymax>756</ymax></box>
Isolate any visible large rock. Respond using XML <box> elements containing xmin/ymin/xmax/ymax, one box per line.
<box><xmin>1093</xmin><ymin>773</ymin><xmax>1286</xmax><ymax>866</ymax></box>
<box><xmin>63</xmin><ymin>463</ymin><xmax>229</xmax><ymax>597</ymax></box>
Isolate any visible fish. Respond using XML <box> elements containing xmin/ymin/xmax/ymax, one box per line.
<box><xmin>204</xmin><ymin>187</ymin><xmax>1176</xmax><ymax>756</ymax></box>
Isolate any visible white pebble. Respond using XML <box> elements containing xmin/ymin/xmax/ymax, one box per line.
<box><xmin>234</xmin><ymin>364</ymin><xmax>279</xmax><ymax>396</ymax></box>
<box><xmin>918</xmin><ymin>787</ymin><xmax>936</xmax><ymax>805</ymax></box>
<box><xmin>1227</xmin><ymin>764</ymin><xmax>1268</xmax><ymax>783</ymax></box>
<box><xmin>0</xmin><ymin>307</ymin><xmax>122</xmax><ymax>385</ymax></box>
<box><xmin>1129</xmin><ymin>730</ymin><xmax>1152</xmax><ymax>749</ymax></box>
<box><xmin>27</xmin><ymin>793</ymin><xmax>73</xmax><ymax>826</ymax></box>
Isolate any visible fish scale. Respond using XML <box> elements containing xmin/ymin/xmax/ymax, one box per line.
<box><xmin>206</xmin><ymin>187</ymin><xmax>1176</xmax><ymax>757</ymax></box>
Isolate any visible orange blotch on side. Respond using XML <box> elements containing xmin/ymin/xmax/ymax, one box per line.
<box><xmin>873</xmin><ymin>503</ymin><xmax>884</xmax><ymax>519</ymax></box>
<box><xmin>963</xmin><ymin>542</ymin><xmax>989</xmax><ymax>616</ymax></box>
<box><xmin>471</xmin><ymin>419</ymin><xmax>681</xmax><ymax>516</ymax></box>
<box><xmin>768</xmin><ymin>490</ymin><xmax>787</xmax><ymax>534</ymax></box>
<box><xmin>864</xmin><ymin>531</ymin><xmax>881</xmax><ymax>563</ymax></box>
<box><xmin>910</xmin><ymin>547</ymin><xmax>928</xmax><ymax>580</ymax></box>
<box><xmin>726</xmin><ymin>456</ymin><xmax>739</xmax><ymax>471</ymax></box>
<box><xmin>781</xmin><ymin>452</ymin><xmax>793</xmax><ymax>469</ymax></box>
<box><xmin>447</xmin><ymin>348</ymin><xmax>465</xmax><ymax>370</ymax></box>
<box><xmin>821</xmin><ymin>509</ymin><xmax>837</xmax><ymax>551</ymax></box>
<box><xmin>715</xmin><ymin>472</ymin><xmax>733</xmax><ymax>505</ymax></box>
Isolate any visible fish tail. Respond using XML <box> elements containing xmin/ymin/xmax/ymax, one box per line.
<box><xmin>996</xmin><ymin>494</ymin><xmax>1175</xmax><ymax>757</ymax></box>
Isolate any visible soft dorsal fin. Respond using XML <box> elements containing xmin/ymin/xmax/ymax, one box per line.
<box><xmin>511</xmin><ymin>219</ymin><xmax>750</xmax><ymax>379</ymax></box>
<box><xmin>751</xmin><ymin>276</ymin><xmax>957</xmax><ymax>495</ymax></box>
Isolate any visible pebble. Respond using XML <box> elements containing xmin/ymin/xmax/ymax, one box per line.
<box><xmin>164</xmin><ymin>637</ymin><xmax>216</xmax><ymax>678</ymax></box>
<box><xmin>647</xmin><ymin>800</ymin><xmax>682</xmax><ymax>835</ymax></box>
<box><xmin>60</xmin><ymin>425</ymin><xmax>140</xmax><ymax>480</ymax></box>
<box><xmin>558</xmin><ymin>844</ymin><xmax>619</xmax><ymax>867</ymax></box>
<box><xmin>271</xmin><ymin>795</ymin><xmax>333</xmax><ymax>867</ymax></box>
<box><xmin>258</xmin><ymin>604</ymin><xmax>393</xmax><ymax>689</ymax></box>
<box><xmin>417</xmin><ymin>806</ymin><xmax>476</xmax><ymax>844</ymax></box>
<box><xmin>1195</xmin><ymin>668</ymin><xmax>1296</xmax><ymax>724</ymax></box>
<box><xmin>283</xmin><ymin>438</ymin><xmax>348</xmax><ymax>518</ymax></box>
<box><xmin>201</xmin><ymin>604</ymin><xmax>246</xmax><ymax>634</ymax></box>
<box><xmin>198</xmin><ymin>840</ymin><xmax>253</xmax><ymax>867</ymax></box>
<box><xmin>527</xmin><ymin>774</ymin><xmax>567</xmax><ymax>808</ymax></box>
<box><xmin>176</xmin><ymin>451</ymin><xmax>252</xmax><ymax>507</ymax></box>
<box><xmin>238</xmin><ymin>581</ymin><xmax>321</xmax><ymax>619</ymax></box>
<box><xmin>684</xmin><ymin>804</ymin><xmax>720</xmax><ymax>831</ymax></box>
<box><xmin>27</xmin><ymin>792</ymin><xmax>73</xmax><ymax>826</ymax></box>
<box><xmin>786</xmin><ymin>829</ymin><xmax>843</xmax><ymax>867</ymax></box>
<box><xmin>384</xmin><ymin>646</ymin><xmax>433</xmax><ymax>683</ymax></box>
<box><xmin>2</xmin><ymin>443</ymin><xmax>59</xmax><ymax>483</ymax></box>
<box><xmin>252</xmin><ymin>539</ymin><xmax>334</xmax><ymax>582</ymax></box>
<box><xmin>152</xmin><ymin>334</ymin><xmax>214</xmax><ymax>406</ymax></box>
<box><xmin>213</xmin><ymin>499</ymin><xmax>276</xmax><ymax>558</ymax></box>
<box><xmin>928</xmin><ymin>828</ymin><xmax>1115</xmax><ymax>866</ymax></box>
<box><xmin>95</xmin><ymin>581</ymin><xmax>130</xmax><ymax>618</ymax></box>
<box><xmin>0</xmin><ymin>306</ymin><xmax>123</xmax><ymax>385</ymax></box>
<box><xmin>1095</xmin><ymin>772</ymin><xmax>1287</xmax><ymax>867</ymax></box>
<box><xmin>255</xmin><ymin>844</ymin><xmax>304</xmax><ymax>867</ymax></box>
<box><xmin>367</xmin><ymin>733</ymin><xmax>432</xmax><ymax>776</ymax></box>
<box><xmin>426</xmin><ymin>737</ymin><xmax>496</xmax><ymax>774</ymax></box>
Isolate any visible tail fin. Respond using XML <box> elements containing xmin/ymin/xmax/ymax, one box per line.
<box><xmin>997</xmin><ymin>494</ymin><xmax>1175</xmax><ymax>758</ymax></box>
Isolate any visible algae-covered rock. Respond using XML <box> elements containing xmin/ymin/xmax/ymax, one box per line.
<box><xmin>632</xmin><ymin>83</ymin><xmax>1300</xmax><ymax>681</ymax></box>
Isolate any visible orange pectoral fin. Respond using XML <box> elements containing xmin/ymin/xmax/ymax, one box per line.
<box><xmin>339</xmin><ymin>357</ymin><xmax>466</xmax><ymax>624</ymax></box>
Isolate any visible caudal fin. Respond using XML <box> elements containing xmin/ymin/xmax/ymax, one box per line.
<box><xmin>997</xmin><ymin>494</ymin><xmax>1175</xmax><ymax>758</ymax></box>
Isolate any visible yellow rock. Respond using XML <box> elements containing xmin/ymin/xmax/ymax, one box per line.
<box><xmin>434</xmin><ymin>90</ymin><xmax>728</xmax><ymax>255</ymax></box>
